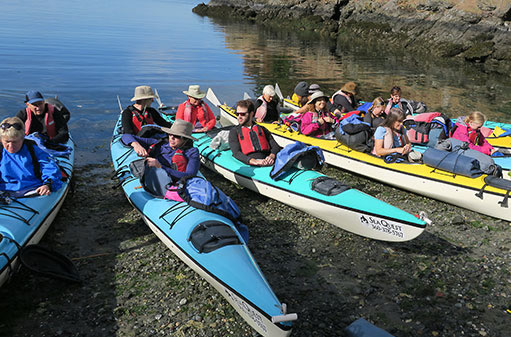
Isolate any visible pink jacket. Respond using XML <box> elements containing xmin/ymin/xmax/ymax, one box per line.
<box><xmin>451</xmin><ymin>117</ymin><xmax>493</xmax><ymax>155</ymax></box>
<box><xmin>300</xmin><ymin>111</ymin><xmax>332</xmax><ymax>137</ymax></box>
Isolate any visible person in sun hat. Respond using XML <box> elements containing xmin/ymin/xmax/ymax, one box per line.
<box><xmin>121</xmin><ymin>85</ymin><xmax>172</xmax><ymax>135</ymax></box>
<box><xmin>176</xmin><ymin>84</ymin><xmax>216</xmax><ymax>133</ymax></box>
<box><xmin>0</xmin><ymin>116</ymin><xmax>62</xmax><ymax>196</ymax></box>
<box><xmin>330</xmin><ymin>81</ymin><xmax>359</xmax><ymax>117</ymax></box>
<box><xmin>255</xmin><ymin>84</ymin><xmax>280</xmax><ymax>123</ymax></box>
<box><xmin>16</xmin><ymin>90</ymin><xmax>69</xmax><ymax>144</ymax></box>
<box><xmin>228</xmin><ymin>99</ymin><xmax>280</xmax><ymax>166</ymax></box>
<box><xmin>300</xmin><ymin>91</ymin><xmax>335</xmax><ymax>138</ymax></box>
<box><xmin>121</xmin><ymin>119</ymin><xmax>200</xmax><ymax>195</ymax></box>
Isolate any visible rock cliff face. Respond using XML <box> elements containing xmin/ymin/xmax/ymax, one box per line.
<box><xmin>194</xmin><ymin>0</ymin><xmax>511</xmax><ymax>75</ymax></box>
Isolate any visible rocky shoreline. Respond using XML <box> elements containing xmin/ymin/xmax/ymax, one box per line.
<box><xmin>0</xmin><ymin>161</ymin><xmax>510</xmax><ymax>336</ymax></box>
<box><xmin>193</xmin><ymin>0</ymin><xmax>511</xmax><ymax>76</ymax></box>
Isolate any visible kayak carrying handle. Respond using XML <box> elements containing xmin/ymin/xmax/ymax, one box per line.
<box><xmin>271</xmin><ymin>313</ymin><xmax>298</xmax><ymax>323</ymax></box>
<box><xmin>419</xmin><ymin>211</ymin><xmax>433</xmax><ymax>226</ymax></box>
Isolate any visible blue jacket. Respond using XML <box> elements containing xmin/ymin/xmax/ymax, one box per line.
<box><xmin>0</xmin><ymin>143</ymin><xmax>62</xmax><ymax>192</ymax></box>
<box><xmin>121</xmin><ymin>134</ymin><xmax>200</xmax><ymax>181</ymax></box>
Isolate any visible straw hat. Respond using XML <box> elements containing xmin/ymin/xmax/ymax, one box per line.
<box><xmin>131</xmin><ymin>86</ymin><xmax>157</xmax><ymax>101</ymax></box>
<box><xmin>183</xmin><ymin>85</ymin><xmax>206</xmax><ymax>99</ymax></box>
<box><xmin>306</xmin><ymin>91</ymin><xmax>328</xmax><ymax>105</ymax></box>
<box><xmin>160</xmin><ymin>119</ymin><xmax>197</xmax><ymax>141</ymax></box>
<box><xmin>341</xmin><ymin>81</ymin><xmax>358</xmax><ymax>95</ymax></box>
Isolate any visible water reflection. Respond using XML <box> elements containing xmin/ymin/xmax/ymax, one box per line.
<box><xmin>207</xmin><ymin>17</ymin><xmax>511</xmax><ymax>122</ymax></box>
<box><xmin>0</xmin><ymin>0</ymin><xmax>509</xmax><ymax>165</ymax></box>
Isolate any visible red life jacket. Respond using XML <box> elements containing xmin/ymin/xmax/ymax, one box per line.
<box><xmin>171</xmin><ymin>149</ymin><xmax>188</xmax><ymax>172</ymax></box>
<box><xmin>25</xmin><ymin>104</ymin><xmax>57</xmax><ymax>139</ymax></box>
<box><xmin>237</xmin><ymin>125</ymin><xmax>270</xmax><ymax>155</ymax></box>
<box><xmin>148</xmin><ymin>140</ymin><xmax>188</xmax><ymax>172</ymax></box>
<box><xmin>130</xmin><ymin>106</ymin><xmax>154</xmax><ymax>134</ymax></box>
<box><xmin>183</xmin><ymin>100</ymin><xmax>209</xmax><ymax>127</ymax></box>
<box><xmin>467</xmin><ymin>127</ymin><xmax>484</xmax><ymax>146</ymax></box>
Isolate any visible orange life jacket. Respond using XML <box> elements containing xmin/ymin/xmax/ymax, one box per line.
<box><xmin>237</xmin><ymin>125</ymin><xmax>270</xmax><ymax>155</ymax></box>
<box><xmin>25</xmin><ymin>104</ymin><xmax>57</xmax><ymax>139</ymax></box>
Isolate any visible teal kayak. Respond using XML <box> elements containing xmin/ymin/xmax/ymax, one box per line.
<box><xmin>193</xmin><ymin>129</ymin><xmax>428</xmax><ymax>242</ymax></box>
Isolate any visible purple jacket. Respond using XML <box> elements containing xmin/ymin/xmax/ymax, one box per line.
<box><xmin>121</xmin><ymin>134</ymin><xmax>200</xmax><ymax>180</ymax></box>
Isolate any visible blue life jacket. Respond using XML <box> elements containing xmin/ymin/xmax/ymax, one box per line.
<box><xmin>270</xmin><ymin>141</ymin><xmax>325</xmax><ymax>180</ymax></box>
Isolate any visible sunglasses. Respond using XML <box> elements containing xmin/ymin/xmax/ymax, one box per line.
<box><xmin>169</xmin><ymin>134</ymin><xmax>182</xmax><ymax>139</ymax></box>
<box><xmin>236</xmin><ymin>112</ymin><xmax>248</xmax><ymax>116</ymax></box>
<box><xmin>0</xmin><ymin>123</ymin><xmax>22</xmax><ymax>131</ymax></box>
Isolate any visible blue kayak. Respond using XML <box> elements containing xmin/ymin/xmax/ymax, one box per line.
<box><xmin>110</xmin><ymin>116</ymin><xmax>295</xmax><ymax>337</ymax></box>
<box><xmin>0</xmin><ymin>137</ymin><xmax>75</xmax><ymax>287</ymax></box>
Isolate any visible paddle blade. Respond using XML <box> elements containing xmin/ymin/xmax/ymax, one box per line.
<box><xmin>154</xmin><ymin>89</ymin><xmax>165</xmax><ymax>109</ymax></box>
<box><xmin>20</xmin><ymin>245</ymin><xmax>82</xmax><ymax>283</ymax></box>
<box><xmin>117</xmin><ymin>95</ymin><xmax>123</xmax><ymax>113</ymax></box>
<box><xmin>206</xmin><ymin>88</ymin><xmax>222</xmax><ymax>107</ymax></box>
<box><xmin>275</xmin><ymin>83</ymin><xmax>284</xmax><ymax>101</ymax></box>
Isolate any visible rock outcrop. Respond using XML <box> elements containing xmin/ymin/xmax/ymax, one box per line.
<box><xmin>193</xmin><ymin>0</ymin><xmax>511</xmax><ymax>75</ymax></box>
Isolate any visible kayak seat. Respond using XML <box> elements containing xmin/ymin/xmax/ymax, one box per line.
<box><xmin>189</xmin><ymin>221</ymin><xmax>241</xmax><ymax>253</ymax></box>
<box><xmin>311</xmin><ymin>176</ymin><xmax>351</xmax><ymax>196</ymax></box>
<box><xmin>475</xmin><ymin>176</ymin><xmax>511</xmax><ymax>207</ymax></box>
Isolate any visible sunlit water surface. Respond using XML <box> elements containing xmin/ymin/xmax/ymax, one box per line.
<box><xmin>1</xmin><ymin>0</ymin><xmax>509</xmax><ymax>165</ymax></box>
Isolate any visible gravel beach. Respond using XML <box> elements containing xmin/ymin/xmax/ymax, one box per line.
<box><xmin>0</xmin><ymin>160</ymin><xmax>510</xmax><ymax>337</ymax></box>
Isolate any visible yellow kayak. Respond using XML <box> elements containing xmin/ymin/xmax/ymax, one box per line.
<box><xmin>218</xmin><ymin>103</ymin><xmax>511</xmax><ymax>221</ymax></box>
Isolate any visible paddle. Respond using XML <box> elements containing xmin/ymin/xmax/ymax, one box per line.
<box><xmin>274</xmin><ymin>82</ymin><xmax>284</xmax><ymax>101</ymax></box>
<box><xmin>116</xmin><ymin>95</ymin><xmax>123</xmax><ymax>113</ymax></box>
<box><xmin>20</xmin><ymin>244</ymin><xmax>82</xmax><ymax>283</ymax></box>
<box><xmin>206</xmin><ymin>88</ymin><xmax>222</xmax><ymax>108</ymax></box>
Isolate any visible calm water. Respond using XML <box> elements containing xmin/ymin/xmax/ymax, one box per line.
<box><xmin>1</xmin><ymin>0</ymin><xmax>510</xmax><ymax>165</ymax></box>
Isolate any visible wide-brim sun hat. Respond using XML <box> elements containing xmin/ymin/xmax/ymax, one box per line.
<box><xmin>161</xmin><ymin>119</ymin><xmax>197</xmax><ymax>141</ymax></box>
<box><xmin>183</xmin><ymin>85</ymin><xmax>206</xmax><ymax>99</ymax></box>
<box><xmin>131</xmin><ymin>85</ymin><xmax>157</xmax><ymax>101</ymax></box>
<box><xmin>341</xmin><ymin>81</ymin><xmax>358</xmax><ymax>95</ymax></box>
<box><xmin>306</xmin><ymin>91</ymin><xmax>328</xmax><ymax>105</ymax></box>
